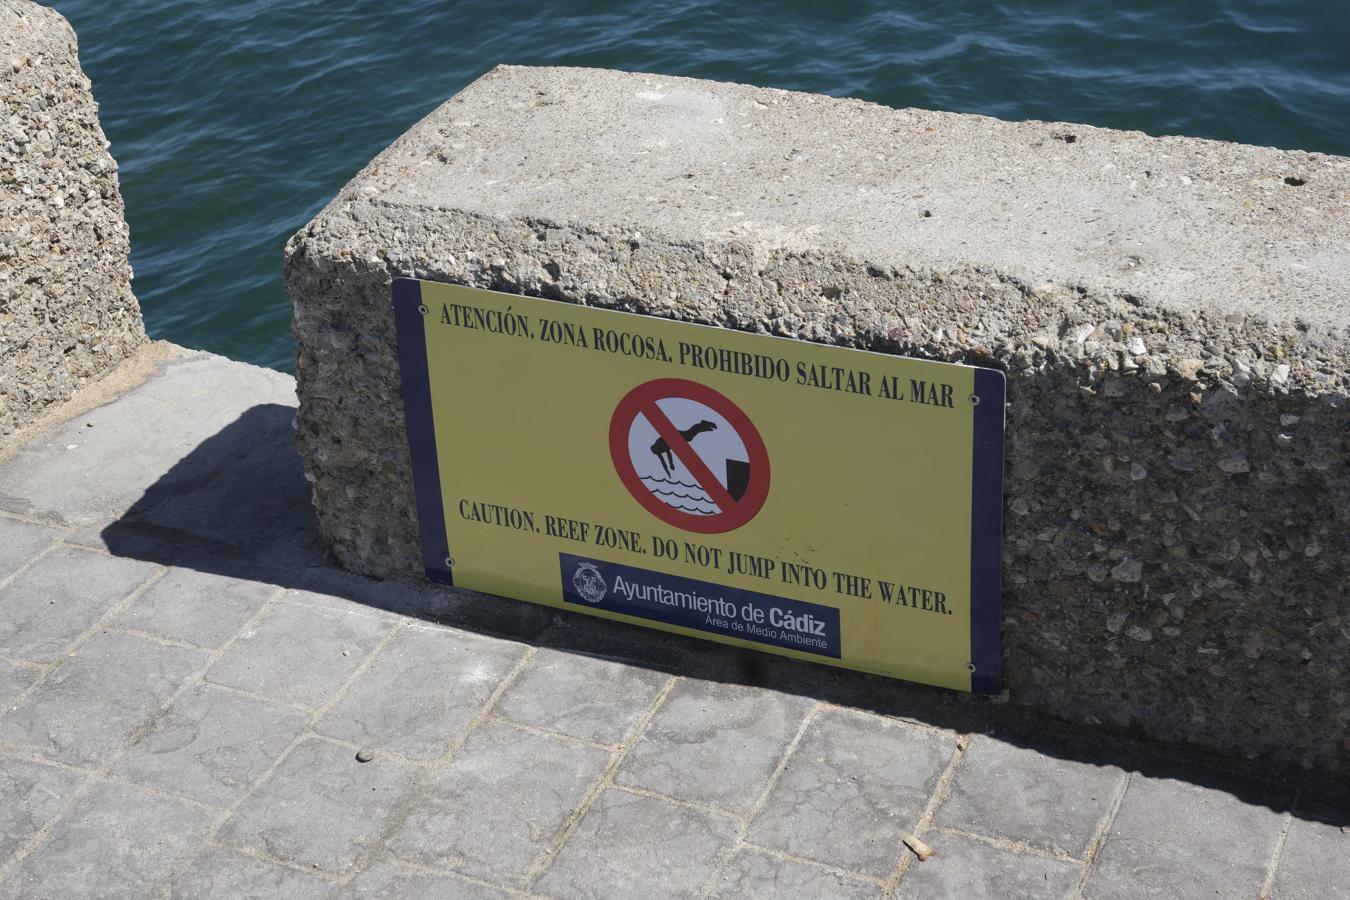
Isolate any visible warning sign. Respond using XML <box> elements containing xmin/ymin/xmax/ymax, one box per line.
<box><xmin>394</xmin><ymin>278</ymin><xmax>1006</xmax><ymax>693</ymax></box>
<box><xmin>609</xmin><ymin>379</ymin><xmax>769</xmax><ymax>534</ymax></box>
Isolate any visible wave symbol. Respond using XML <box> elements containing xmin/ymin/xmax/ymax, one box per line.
<box><xmin>640</xmin><ymin>474</ymin><xmax>719</xmax><ymax>515</ymax></box>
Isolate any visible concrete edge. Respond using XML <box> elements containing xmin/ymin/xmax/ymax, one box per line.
<box><xmin>0</xmin><ymin>340</ymin><xmax>189</xmax><ymax>464</ymax></box>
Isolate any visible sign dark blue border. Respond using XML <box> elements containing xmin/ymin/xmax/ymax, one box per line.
<box><xmin>393</xmin><ymin>278</ymin><xmax>454</xmax><ymax>586</ymax></box>
<box><xmin>969</xmin><ymin>366</ymin><xmax>1006</xmax><ymax>693</ymax></box>
<box><xmin>392</xmin><ymin>277</ymin><xmax>1005</xmax><ymax>692</ymax></box>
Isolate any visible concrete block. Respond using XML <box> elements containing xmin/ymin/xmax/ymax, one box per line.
<box><xmin>0</xmin><ymin>780</ymin><xmax>211</xmax><ymax>900</ymax></box>
<box><xmin>1084</xmin><ymin>774</ymin><xmax>1288</xmax><ymax>899</ymax></box>
<box><xmin>206</xmin><ymin>601</ymin><xmax>393</xmax><ymax>709</ymax></box>
<box><xmin>385</xmin><ymin>721</ymin><xmax>609</xmax><ymax>883</ymax></box>
<box><xmin>495</xmin><ymin>647</ymin><xmax>668</xmax><ymax>746</ymax></box>
<box><xmin>0</xmin><ymin>756</ymin><xmax>83</xmax><ymax>860</ymax></box>
<box><xmin>710</xmin><ymin>849</ymin><xmax>881</xmax><ymax>900</ymax></box>
<box><xmin>535</xmin><ymin>788</ymin><xmax>738</xmax><ymax>899</ymax></box>
<box><xmin>113</xmin><ymin>684</ymin><xmax>309</xmax><ymax>807</ymax></box>
<box><xmin>218</xmin><ymin>737</ymin><xmax>417</xmax><ymax>874</ymax></box>
<box><xmin>168</xmin><ymin>848</ymin><xmax>336</xmax><ymax>900</ymax></box>
<box><xmin>314</xmin><ymin>624</ymin><xmax>525</xmax><ymax>759</ymax></box>
<box><xmin>0</xmin><ymin>630</ymin><xmax>205</xmax><ymax>766</ymax></box>
<box><xmin>285</xmin><ymin>65</ymin><xmax>1350</xmax><ymax>771</ymax></box>
<box><xmin>615</xmin><ymin>680</ymin><xmax>810</xmax><ymax>813</ymax></box>
<box><xmin>0</xmin><ymin>0</ymin><xmax>145</xmax><ymax>440</ymax></box>
<box><xmin>933</xmin><ymin>735</ymin><xmax>1124</xmax><ymax>857</ymax></box>
<box><xmin>746</xmin><ymin>708</ymin><xmax>953</xmax><ymax>878</ymax></box>
<box><xmin>893</xmin><ymin>831</ymin><xmax>1081</xmax><ymax>900</ymax></box>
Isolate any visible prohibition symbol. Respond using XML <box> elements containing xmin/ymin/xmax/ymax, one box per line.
<box><xmin>609</xmin><ymin>378</ymin><xmax>770</xmax><ymax>534</ymax></box>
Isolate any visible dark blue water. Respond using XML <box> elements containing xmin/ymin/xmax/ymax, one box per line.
<box><xmin>49</xmin><ymin>0</ymin><xmax>1350</xmax><ymax>371</ymax></box>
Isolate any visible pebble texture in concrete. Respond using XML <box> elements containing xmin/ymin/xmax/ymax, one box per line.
<box><xmin>0</xmin><ymin>0</ymin><xmax>145</xmax><ymax>440</ymax></box>
<box><xmin>0</xmin><ymin>350</ymin><xmax>1345</xmax><ymax>898</ymax></box>
<box><xmin>285</xmin><ymin>65</ymin><xmax>1350</xmax><ymax>774</ymax></box>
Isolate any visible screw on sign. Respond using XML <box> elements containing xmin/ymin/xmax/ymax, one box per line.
<box><xmin>609</xmin><ymin>379</ymin><xmax>770</xmax><ymax>534</ymax></box>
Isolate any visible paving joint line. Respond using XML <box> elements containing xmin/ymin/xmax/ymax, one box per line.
<box><xmin>1259</xmin><ymin>787</ymin><xmax>1301</xmax><ymax>899</ymax></box>
<box><xmin>0</xmin><ymin>508</ymin><xmax>69</xmax><ymax>530</ymax></box>
<box><xmin>276</xmin><ymin>592</ymin><xmax>406</xmax><ymax>623</ymax></box>
<box><xmin>0</xmin><ymin>745</ymin><xmax>97</xmax><ymax>777</ymax></box>
<box><xmin>926</xmin><ymin>823</ymin><xmax>1081</xmax><ymax>863</ymax></box>
<box><xmin>519</xmin><ymin>673</ymin><xmax>680</xmax><ymax>891</ymax></box>
<box><xmin>0</xmin><ymin>654</ymin><xmax>45</xmax><ymax>672</ymax></box>
<box><xmin>100</xmin><ymin>773</ymin><xmax>226</xmax><ymax>814</ymax></box>
<box><xmin>1070</xmin><ymin>769</ymin><xmax>1133</xmax><ymax>898</ymax></box>
<box><xmin>197</xmin><ymin>839</ymin><xmax>345</xmax><ymax>883</ymax></box>
<box><xmin>606</xmin><ymin>782</ymin><xmax>742</xmax><ymax>821</ymax></box>
<box><xmin>837</xmin><ymin>703</ymin><xmax>967</xmax><ymax>740</ymax></box>
<box><xmin>193</xmin><ymin>679</ymin><xmax>318</xmax><ymax>716</ymax></box>
<box><xmin>356</xmin><ymin>853</ymin><xmax>541</xmax><ymax>898</ymax></box>
<box><xmin>883</xmin><ymin>730</ymin><xmax>968</xmax><ymax>896</ymax></box>
<box><xmin>486</xmin><ymin>713</ymin><xmax>620</xmax><ymax>753</ymax></box>
<box><xmin>99</xmin><ymin>624</ymin><xmax>209</xmax><ymax>651</ymax></box>
<box><xmin>735</xmin><ymin>839</ymin><xmax>889</xmax><ymax>887</ymax></box>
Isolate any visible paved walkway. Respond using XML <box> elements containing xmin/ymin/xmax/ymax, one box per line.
<box><xmin>0</xmin><ymin>347</ymin><xmax>1345</xmax><ymax>899</ymax></box>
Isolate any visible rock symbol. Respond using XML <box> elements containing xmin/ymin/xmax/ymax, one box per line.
<box><xmin>651</xmin><ymin>420</ymin><xmax>717</xmax><ymax>477</ymax></box>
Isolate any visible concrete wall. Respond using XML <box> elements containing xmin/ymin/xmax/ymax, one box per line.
<box><xmin>0</xmin><ymin>0</ymin><xmax>144</xmax><ymax>441</ymax></box>
<box><xmin>285</xmin><ymin>66</ymin><xmax>1349</xmax><ymax>773</ymax></box>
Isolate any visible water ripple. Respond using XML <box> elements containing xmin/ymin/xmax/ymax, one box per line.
<box><xmin>47</xmin><ymin>0</ymin><xmax>1350</xmax><ymax>371</ymax></box>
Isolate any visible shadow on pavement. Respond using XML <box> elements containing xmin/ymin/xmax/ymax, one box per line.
<box><xmin>102</xmin><ymin>403</ymin><xmax>1349</xmax><ymax>821</ymax></box>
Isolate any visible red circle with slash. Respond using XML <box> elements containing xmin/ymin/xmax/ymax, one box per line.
<box><xmin>609</xmin><ymin>378</ymin><xmax>770</xmax><ymax>534</ymax></box>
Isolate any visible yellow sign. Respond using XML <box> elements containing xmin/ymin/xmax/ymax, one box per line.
<box><xmin>394</xmin><ymin>279</ymin><xmax>1004</xmax><ymax>692</ymax></box>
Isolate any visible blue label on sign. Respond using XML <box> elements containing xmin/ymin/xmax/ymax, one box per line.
<box><xmin>560</xmin><ymin>553</ymin><xmax>841</xmax><ymax>659</ymax></box>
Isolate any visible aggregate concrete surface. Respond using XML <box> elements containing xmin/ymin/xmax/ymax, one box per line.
<box><xmin>0</xmin><ymin>0</ymin><xmax>145</xmax><ymax>439</ymax></box>
<box><xmin>285</xmin><ymin>66</ymin><xmax>1349</xmax><ymax>774</ymax></box>
<box><xmin>0</xmin><ymin>347</ymin><xmax>1345</xmax><ymax>898</ymax></box>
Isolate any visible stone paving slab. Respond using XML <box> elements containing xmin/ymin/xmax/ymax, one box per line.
<box><xmin>168</xmin><ymin>848</ymin><xmax>336</xmax><ymax>900</ymax></box>
<box><xmin>615</xmin><ymin>680</ymin><xmax>812</xmax><ymax>814</ymax></box>
<box><xmin>115</xmin><ymin>566</ymin><xmax>278</xmax><ymax>650</ymax></box>
<box><xmin>0</xmin><ymin>517</ymin><xmax>59</xmax><ymax>578</ymax></box>
<box><xmin>0</xmin><ymin>546</ymin><xmax>158</xmax><ymax>663</ymax></box>
<box><xmin>0</xmin><ymin>758</ymin><xmax>84</xmax><ymax>861</ymax></box>
<box><xmin>893</xmin><ymin>830</ymin><xmax>1083</xmax><ymax>900</ymax></box>
<box><xmin>1084</xmin><ymin>773</ymin><xmax>1290</xmax><ymax>899</ymax></box>
<box><xmin>314</xmin><ymin>625</ymin><xmax>526</xmax><ymax>760</ymax></box>
<box><xmin>386</xmin><ymin>720</ymin><xmax>610</xmax><ymax>883</ymax></box>
<box><xmin>0</xmin><ymin>780</ymin><xmax>213</xmax><ymax>900</ymax></box>
<box><xmin>709</xmin><ymin>848</ymin><xmax>881</xmax><ymax>900</ymax></box>
<box><xmin>745</xmin><ymin>707</ymin><xmax>954</xmax><ymax>878</ymax></box>
<box><xmin>1271</xmin><ymin>805</ymin><xmax>1350</xmax><ymax>900</ymax></box>
<box><xmin>535</xmin><ymin>788</ymin><xmax>741</xmax><ymax>899</ymax></box>
<box><xmin>111</xmin><ymin>684</ymin><xmax>310</xmax><ymax>807</ymax></box>
<box><xmin>933</xmin><ymin>734</ymin><xmax>1125</xmax><ymax>858</ymax></box>
<box><xmin>495</xmin><ymin>648</ymin><xmax>668</xmax><ymax>746</ymax></box>
<box><xmin>217</xmin><ymin>737</ymin><xmax>418</xmax><ymax>873</ymax></box>
<box><xmin>0</xmin><ymin>630</ymin><xmax>208</xmax><ymax>766</ymax></box>
<box><xmin>0</xmin><ymin>350</ymin><xmax>1346</xmax><ymax>898</ymax></box>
